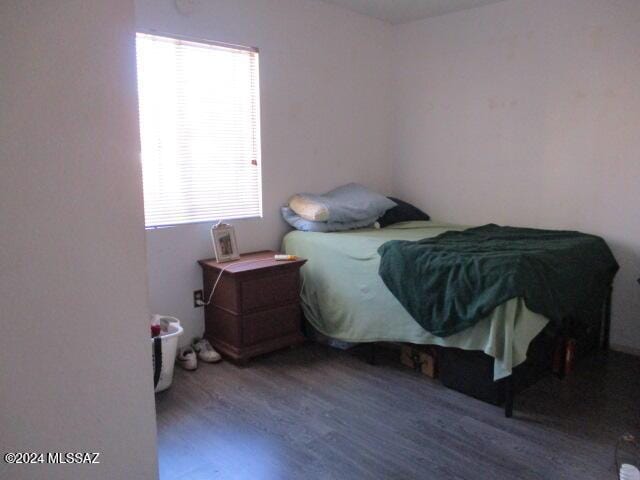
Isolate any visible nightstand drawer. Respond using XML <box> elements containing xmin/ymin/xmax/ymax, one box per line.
<box><xmin>241</xmin><ymin>272</ymin><xmax>299</xmax><ymax>312</ymax></box>
<box><xmin>242</xmin><ymin>303</ymin><xmax>301</xmax><ymax>346</ymax></box>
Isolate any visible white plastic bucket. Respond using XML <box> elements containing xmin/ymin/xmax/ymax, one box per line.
<box><xmin>151</xmin><ymin>315</ymin><xmax>183</xmax><ymax>393</ymax></box>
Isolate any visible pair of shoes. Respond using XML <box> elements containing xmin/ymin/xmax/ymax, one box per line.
<box><xmin>176</xmin><ymin>338</ymin><xmax>221</xmax><ymax>371</ymax></box>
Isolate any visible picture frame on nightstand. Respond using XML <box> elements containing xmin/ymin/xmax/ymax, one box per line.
<box><xmin>211</xmin><ymin>223</ymin><xmax>240</xmax><ymax>263</ymax></box>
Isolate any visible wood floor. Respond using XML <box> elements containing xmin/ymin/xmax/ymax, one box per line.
<box><xmin>156</xmin><ymin>343</ymin><xmax>639</xmax><ymax>480</ymax></box>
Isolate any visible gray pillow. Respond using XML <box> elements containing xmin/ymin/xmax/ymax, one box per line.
<box><xmin>281</xmin><ymin>207</ymin><xmax>377</xmax><ymax>232</ymax></box>
<box><xmin>288</xmin><ymin>183</ymin><xmax>396</xmax><ymax>223</ymax></box>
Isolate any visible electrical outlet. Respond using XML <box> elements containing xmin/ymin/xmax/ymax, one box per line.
<box><xmin>193</xmin><ymin>289</ymin><xmax>204</xmax><ymax>308</ymax></box>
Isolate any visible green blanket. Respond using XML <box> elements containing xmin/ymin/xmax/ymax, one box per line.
<box><xmin>378</xmin><ymin>224</ymin><xmax>618</xmax><ymax>337</ymax></box>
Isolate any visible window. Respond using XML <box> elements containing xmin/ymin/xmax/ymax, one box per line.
<box><xmin>135</xmin><ymin>33</ymin><xmax>262</xmax><ymax>228</ymax></box>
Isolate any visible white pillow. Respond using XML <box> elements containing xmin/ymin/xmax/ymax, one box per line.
<box><xmin>288</xmin><ymin>183</ymin><xmax>396</xmax><ymax>223</ymax></box>
<box><xmin>288</xmin><ymin>194</ymin><xmax>329</xmax><ymax>221</ymax></box>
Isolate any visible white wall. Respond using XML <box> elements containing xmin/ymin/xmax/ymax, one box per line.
<box><xmin>136</xmin><ymin>0</ymin><xmax>394</xmax><ymax>344</ymax></box>
<box><xmin>392</xmin><ymin>0</ymin><xmax>640</xmax><ymax>351</ymax></box>
<box><xmin>0</xmin><ymin>2</ymin><xmax>158</xmax><ymax>479</ymax></box>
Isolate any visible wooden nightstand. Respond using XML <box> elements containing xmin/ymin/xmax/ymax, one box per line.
<box><xmin>198</xmin><ymin>251</ymin><xmax>306</xmax><ymax>364</ymax></box>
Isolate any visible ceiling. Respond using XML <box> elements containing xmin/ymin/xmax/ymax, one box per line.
<box><xmin>317</xmin><ymin>0</ymin><xmax>508</xmax><ymax>24</ymax></box>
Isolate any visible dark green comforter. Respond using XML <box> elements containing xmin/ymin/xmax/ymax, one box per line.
<box><xmin>378</xmin><ymin>224</ymin><xmax>618</xmax><ymax>337</ymax></box>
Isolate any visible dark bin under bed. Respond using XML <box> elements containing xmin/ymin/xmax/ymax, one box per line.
<box><xmin>438</xmin><ymin>331</ymin><xmax>555</xmax><ymax>407</ymax></box>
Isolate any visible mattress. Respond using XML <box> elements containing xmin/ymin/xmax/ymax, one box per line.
<box><xmin>283</xmin><ymin>221</ymin><xmax>549</xmax><ymax>380</ymax></box>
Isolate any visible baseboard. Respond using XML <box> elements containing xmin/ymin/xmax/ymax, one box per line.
<box><xmin>610</xmin><ymin>343</ymin><xmax>640</xmax><ymax>357</ymax></box>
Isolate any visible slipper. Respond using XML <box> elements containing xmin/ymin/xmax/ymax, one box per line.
<box><xmin>192</xmin><ymin>338</ymin><xmax>222</xmax><ymax>363</ymax></box>
<box><xmin>176</xmin><ymin>346</ymin><xmax>198</xmax><ymax>371</ymax></box>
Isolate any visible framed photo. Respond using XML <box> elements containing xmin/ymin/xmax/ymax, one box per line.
<box><xmin>211</xmin><ymin>223</ymin><xmax>240</xmax><ymax>262</ymax></box>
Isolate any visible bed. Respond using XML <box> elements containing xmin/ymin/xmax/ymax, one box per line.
<box><xmin>283</xmin><ymin>220</ymin><xmax>612</xmax><ymax>416</ymax></box>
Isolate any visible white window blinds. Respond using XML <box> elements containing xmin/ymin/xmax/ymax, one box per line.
<box><xmin>135</xmin><ymin>33</ymin><xmax>262</xmax><ymax>228</ymax></box>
